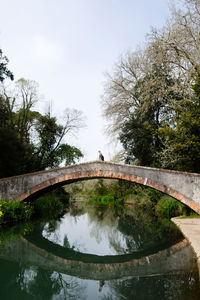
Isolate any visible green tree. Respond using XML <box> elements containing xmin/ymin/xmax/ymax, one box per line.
<box><xmin>0</xmin><ymin>92</ymin><xmax>34</xmax><ymax>177</ymax></box>
<box><xmin>0</xmin><ymin>49</ymin><xmax>14</xmax><ymax>82</ymax></box>
<box><xmin>34</xmin><ymin>112</ymin><xmax>84</xmax><ymax>169</ymax></box>
<box><xmin>118</xmin><ymin>62</ymin><xmax>184</xmax><ymax>166</ymax></box>
<box><xmin>15</xmin><ymin>78</ymin><xmax>40</xmax><ymax>143</ymax></box>
<box><xmin>119</xmin><ymin>115</ymin><xmax>156</xmax><ymax>165</ymax></box>
<box><xmin>0</xmin><ymin>79</ymin><xmax>84</xmax><ymax>177</ymax></box>
<box><xmin>102</xmin><ymin>0</ymin><xmax>199</xmax><ymax>170</ymax></box>
<box><xmin>57</xmin><ymin>144</ymin><xmax>83</xmax><ymax>166</ymax></box>
<box><xmin>158</xmin><ymin>73</ymin><xmax>200</xmax><ymax>172</ymax></box>
<box><xmin>0</xmin><ymin>128</ymin><xmax>33</xmax><ymax>178</ymax></box>
<box><xmin>0</xmin><ymin>79</ymin><xmax>41</xmax><ymax>176</ymax></box>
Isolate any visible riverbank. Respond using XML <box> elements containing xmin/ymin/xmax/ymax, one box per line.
<box><xmin>66</xmin><ymin>179</ymin><xmax>193</xmax><ymax>220</ymax></box>
<box><xmin>172</xmin><ymin>217</ymin><xmax>200</xmax><ymax>279</ymax></box>
<box><xmin>0</xmin><ymin>188</ymin><xmax>69</xmax><ymax>225</ymax></box>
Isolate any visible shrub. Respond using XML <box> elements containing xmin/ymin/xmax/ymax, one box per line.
<box><xmin>89</xmin><ymin>195</ymin><xmax>124</xmax><ymax>206</ymax></box>
<box><xmin>44</xmin><ymin>187</ymin><xmax>70</xmax><ymax>203</ymax></box>
<box><xmin>155</xmin><ymin>196</ymin><xmax>185</xmax><ymax>219</ymax></box>
<box><xmin>33</xmin><ymin>196</ymin><xmax>63</xmax><ymax>218</ymax></box>
<box><xmin>146</xmin><ymin>188</ymin><xmax>163</xmax><ymax>203</ymax></box>
<box><xmin>0</xmin><ymin>200</ymin><xmax>33</xmax><ymax>224</ymax></box>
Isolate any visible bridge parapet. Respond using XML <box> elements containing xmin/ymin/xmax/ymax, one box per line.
<box><xmin>0</xmin><ymin>161</ymin><xmax>200</xmax><ymax>213</ymax></box>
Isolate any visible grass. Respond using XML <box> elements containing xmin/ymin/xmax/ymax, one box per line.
<box><xmin>175</xmin><ymin>214</ymin><xmax>200</xmax><ymax>219</ymax></box>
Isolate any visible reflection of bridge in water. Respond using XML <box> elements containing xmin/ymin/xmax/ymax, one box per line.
<box><xmin>0</xmin><ymin>237</ymin><xmax>197</xmax><ymax>280</ymax></box>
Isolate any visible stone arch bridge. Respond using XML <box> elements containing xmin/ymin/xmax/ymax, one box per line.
<box><xmin>0</xmin><ymin>161</ymin><xmax>200</xmax><ymax>213</ymax></box>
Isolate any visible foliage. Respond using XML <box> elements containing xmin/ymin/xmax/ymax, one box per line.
<box><xmin>34</xmin><ymin>113</ymin><xmax>83</xmax><ymax>169</ymax></box>
<box><xmin>58</xmin><ymin>144</ymin><xmax>83</xmax><ymax>166</ymax></box>
<box><xmin>31</xmin><ymin>187</ymin><xmax>69</xmax><ymax>218</ymax></box>
<box><xmin>0</xmin><ymin>201</ymin><xmax>33</xmax><ymax>224</ymax></box>
<box><xmin>119</xmin><ymin>115</ymin><xmax>158</xmax><ymax>166</ymax></box>
<box><xmin>0</xmin><ymin>187</ymin><xmax>69</xmax><ymax>224</ymax></box>
<box><xmin>44</xmin><ymin>187</ymin><xmax>70</xmax><ymax>201</ymax></box>
<box><xmin>67</xmin><ymin>178</ymin><xmax>195</xmax><ymax>218</ymax></box>
<box><xmin>89</xmin><ymin>195</ymin><xmax>124</xmax><ymax>206</ymax></box>
<box><xmin>125</xmin><ymin>186</ymin><xmax>191</xmax><ymax>220</ymax></box>
<box><xmin>146</xmin><ymin>188</ymin><xmax>163</xmax><ymax>203</ymax></box>
<box><xmin>33</xmin><ymin>196</ymin><xmax>64</xmax><ymax>218</ymax></box>
<box><xmin>72</xmin><ymin>179</ymin><xmax>139</xmax><ymax>201</ymax></box>
<box><xmin>84</xmin><ymin>179</ymin><xmax>125</xmax><ymax>206</ymax></box>
<box><xmin>0</xmin><ymin>128</ymin><xmax>34</xmax><ymax>177</ymax></box>
<box><xmin>0</xmin><ymin>222</ymin><xmax>33</xmax><ymax>245</ymax></box>
<box><xmin>155</xmin><ymin>196</ymin><xmax>188</xmax><ymax>219</ymax></box>
<box><xmin>157</xmin><ymin>73</ymin><xmax>200</xmax><ymax>172</ymax></box>
<box><xmin>0</xmin><ymin>49</ymin><xmax>14</xmax><ymax>82</ymax></box>
<box><xmin>93</xmin><ymin>178</ymin><xmax>109</xmax><ymax>195</ymax></box>
<box><xmin>102</xmin><ymin>0</ymin><xmax>200</xmax><ymax>173</ymax></box>
<box><xmin>0</xmin><ymin>78</ymin><xmax>84</xmax><ymax>178</ymax></box>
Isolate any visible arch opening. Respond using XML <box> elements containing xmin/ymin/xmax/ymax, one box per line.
<box><xmin>19</xmin><ymin>171</ymin><xmax>198</xmax><ymax>214</ymax></box>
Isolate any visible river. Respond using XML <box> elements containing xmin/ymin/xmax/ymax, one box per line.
<box><xmin>0</xmin><ymin>201</ymin><xmax>200</xmax><ymax>299</ymax></box>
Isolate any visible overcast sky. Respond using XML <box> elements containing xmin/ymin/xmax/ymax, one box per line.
<box><xmin>0</xmin><ymin>0</ymin><xmax>170</xmax><ymax>162</ymax></box>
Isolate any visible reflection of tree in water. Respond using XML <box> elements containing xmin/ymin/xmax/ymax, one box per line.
<box><xmin>42</xmin><ymin>220</ymin><xmax>62</xmax><ymax>245</ymax></box>
<box><xmin>41</xmin><ymin>203</ymin><xmax>128</xmax><ymax>254</ymax></box>
<box><xmin>68</xmin><ymin>203</ymin><xmax>85</xmax><ymax>217</ymax></box>
<box><xmin>86</xmin><ymin>205</ymin><xmax>127</xmax><ymax>253</ymax></box>
<box><xmin>0</xmin><ymin>259</ymin><xmax>87</xmax><ymax>299</ymax></box>
<box><xmin>42</xmin><ymin>219</ymin><xmax>84</xmax><ymax>252</ymax></box>
<box><xmin>16</xmin><ymin>266</ymin><xmax>87</xmax><ymax>300</ymax></box>
<box><xmin>36</xmin><ymin>202</ymin><xmax>182</xmax><ymax>256</ymax></box>
<box><xmin>101</xmin><ymin>273</ymin><xmax>200</xmax><ymax>300</ymax></box>
<box><xmin>63</xmin><ymin>235</ymin><xmax>70</xmax><ymax>248</ymax></box>
<box><xmin>85</xmin><ymin>204</ymin><xmax>182</xmax><ymax>255</ymax></box>
<box><xmin>117</xmin><ymin>212</ymin><xmax>182</xmax><ymax>253</ymax></box>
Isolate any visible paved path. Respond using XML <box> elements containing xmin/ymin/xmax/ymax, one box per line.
<box><xmin>172</xmin><ymin>217</ymin><xmax>200</xmax><ymax>276</ymax></box>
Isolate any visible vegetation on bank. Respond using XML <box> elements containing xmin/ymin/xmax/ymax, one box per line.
<box><xmin>0</xmin><ymin>177</ymin><xmax>197</xmax><ymax>225</ymax></box>
<box><xmin>0</xmin><ymin>188</ymin><xmax>69</xmax><ymax>225</ymax></box>
<box><xmin>89</xmin><ymin>195</ymin><xmax>124</xmax><ymax>206</ymax></box>
<box><xmin>0</xmin><ymin>201</ymin><xmax>33</xmax><ymax>224</ymax></box>
<box><xmin>65</xmin><ymin>178</ymin><xmax>196</xmax><ymax>220</ymax></box>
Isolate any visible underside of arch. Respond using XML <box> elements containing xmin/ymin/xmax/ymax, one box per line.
<box><xmin>17</xmin><ymin>169</ymin><xmax>200</xmax><ymax>214</ymax></box>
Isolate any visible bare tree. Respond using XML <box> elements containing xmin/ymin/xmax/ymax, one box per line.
<box><xmin>101</xmin><ymin>49</ymin><xmax>147</xmax><ymax>136</ymax></box>
<box><xmin>149</xmin><ymin>0</ymin><xmax>200</xmax><ymax>81</ymax></box>
<box><xmin>102</xmin><ymin>43</ymin><xmax>186</xmax><ymax>140</ymax></box>
<box><xmin>51</xmin><ymin>108</ymin><xmax>86</xmax><ymax>153</ymax></box>
<box><xmin>101</xmin><ymin>0</ymin><xmax>199</xmax><ymax>142</ymax></box>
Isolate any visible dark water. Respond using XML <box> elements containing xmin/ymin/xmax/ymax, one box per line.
<box><xmin>0</xmin><ymin>202</ymin><xmax>200</xmax><ymax>300</ymax></box>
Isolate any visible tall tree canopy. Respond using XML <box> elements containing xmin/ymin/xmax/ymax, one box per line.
<box><xmin>0</xmin><ymin>78</ymin><xmax>84</xmax><ymax>178</ymax></box>
<box><xmin>102</xmin><ymin>0</ymin><xmax>200</xmax><ymax>172</ymax></box>
<box><xmin>0</xmin><ymin>49</ymin><xmax>14</xmax><ymax>82</ymax></box>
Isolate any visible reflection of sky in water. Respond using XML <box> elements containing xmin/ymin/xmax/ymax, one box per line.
<box><xmin>18</xmin><ymin>267</ymin><xmax>110</xmax><ymax>300</ymax></box>
<box><xmin>42</xmin><ymin>212</ymin><xmax>129</xmax><ymax>255</ymax></box>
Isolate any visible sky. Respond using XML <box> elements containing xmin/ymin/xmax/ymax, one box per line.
<box><xmin>0</xmin><ymin>0</ymin><xmax>170</xmax><ymax>162</ymax></box>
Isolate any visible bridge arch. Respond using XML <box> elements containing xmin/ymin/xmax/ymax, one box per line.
<box><xmin>0</xmin><ymin>161</ymin><xmax>200</xmax><ymax>213</ymax></box>
<box><xmin>18</xmin><ymin>169</ymin><xmax>196</xmax><ymax>207</ymax></box>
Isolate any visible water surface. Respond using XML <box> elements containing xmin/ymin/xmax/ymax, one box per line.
<box><xmin>0</xmin><ymin>201</ymin><xmax>200</xmax><ymax>299</ymax></box>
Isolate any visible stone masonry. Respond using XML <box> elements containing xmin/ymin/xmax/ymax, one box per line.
<box><xmin>0</xmin><ymin>161</ymin><xmax>200</xmax><ymax>213</ymax></box>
